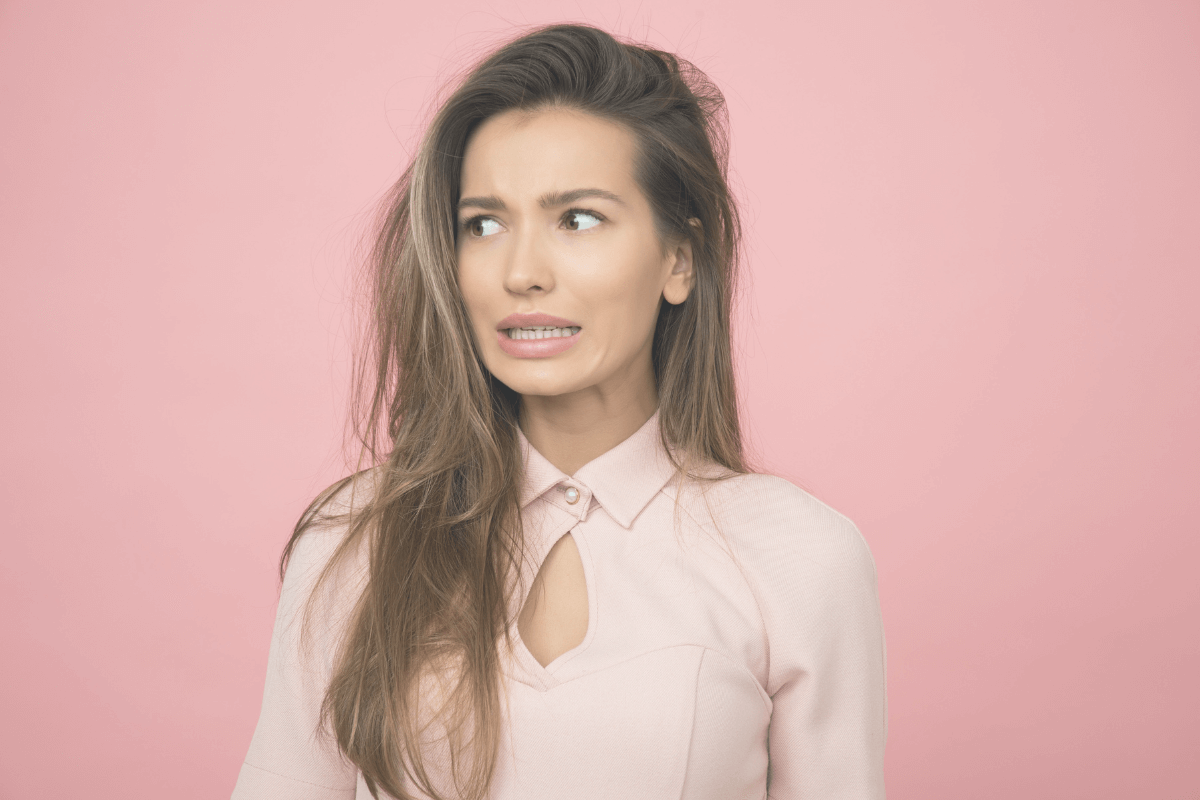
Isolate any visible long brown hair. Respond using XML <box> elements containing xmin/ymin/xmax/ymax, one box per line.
<box><xmin>283</xmin><ymin>23</ymin><xmax>748</xmax><ymax>800</ymax></box>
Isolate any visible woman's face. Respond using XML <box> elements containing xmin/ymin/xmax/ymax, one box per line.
<box><xmin>455</xmin><ymin>108</ymin><xmax>694</xmax><ymax>407</ymax></box>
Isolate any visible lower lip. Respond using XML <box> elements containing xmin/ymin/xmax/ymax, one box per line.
<box><xmin>496</xmin><ymin>329</ymin><xmax>581</xmax><ymax>358</ymax></box>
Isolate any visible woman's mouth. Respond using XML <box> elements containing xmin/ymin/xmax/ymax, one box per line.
<box><xmin>496</xmin><ymin>325</ymin><xmax>582</xmax><ymax>358</ymax></box>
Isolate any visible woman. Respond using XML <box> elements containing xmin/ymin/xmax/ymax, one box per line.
<box><xmin>232</xmin><ymin>23</ymin><xmax>886</xmax><ymax>800</ymax></box>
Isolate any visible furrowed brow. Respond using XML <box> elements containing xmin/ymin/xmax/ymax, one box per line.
<box><xmin>456</xmin><ymin>189</ymin><xmax>625</xmax><ymax>213</ymax></box>
<box><xmin>539</xmin><ymin>188</ymin><xmax>625</xmax><ymax>208</ymax></box>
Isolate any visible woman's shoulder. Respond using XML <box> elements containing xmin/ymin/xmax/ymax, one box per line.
<box><xmin>284</xmin><ymin>468</ymin><xmax>381</xmax><ymax>593</ymax></box>
<box><xmin>300</xmin><ymin>467</ymin><xmax>383</xmax><ymax>526</ymax></box>
<box><xmin>681</xmin><ymin>469</ymin><xmax>858</xmax><ymax>531</ymax></box>
<box><xmin>677</xmin><ymin>470</ymin><xmax>877</xmax><ymax>585</ymax></box>
<box><xmin>296</xmin><ymin>467</ymin><xmax>382</xmax><ymax>534</ymax></box>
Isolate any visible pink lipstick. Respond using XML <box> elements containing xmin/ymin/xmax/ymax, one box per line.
<box><xmin>496</xmin><ymin>312</ymin><xmax>582</xmax><ymax>359</ymax></box>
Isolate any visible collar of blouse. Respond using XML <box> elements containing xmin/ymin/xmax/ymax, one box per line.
<box><xmin>517</xmin><ymin>410</ymin><xmax>681</xmax><ymax>529</ymax></box>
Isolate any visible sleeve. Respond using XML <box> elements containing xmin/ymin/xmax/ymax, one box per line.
<box><xmin>733</xmin><ymin>477</ymin><xmax>888</xmax><ymax>799</ymax></box>
<box><xmin>231</xmin><ymin>527</ymin><xmax>361</xmax><ymax>800</ymax></box>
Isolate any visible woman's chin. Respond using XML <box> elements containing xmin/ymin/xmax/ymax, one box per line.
<box><xmin>500</xmin><ymin>376</ymin><xmax>586</xmax><ymax>399</ymax></box>
<box><xmin>488</xmin><ymin>361</ymin><xmax>599</xmax><ymax>400</ymax></box>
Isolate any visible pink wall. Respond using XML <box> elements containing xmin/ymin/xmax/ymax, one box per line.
<box><xmin>2</xmin><ymin>1</ymin><xmax>1197</xmax><ymax>797</ymax></box>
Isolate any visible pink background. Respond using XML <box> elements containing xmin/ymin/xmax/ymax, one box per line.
<box><xmin>2</xmin><ymin>1</ymin><xmax>1197</xmax><ymax>797</ymax></box>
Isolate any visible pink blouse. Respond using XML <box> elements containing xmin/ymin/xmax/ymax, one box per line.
<box><xmin>232</xmin><ymin>411</ymin><xmax>887</xmax><ymax>799</ymax></box>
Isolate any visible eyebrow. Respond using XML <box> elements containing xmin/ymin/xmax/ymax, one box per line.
<box><xmin>456</xmin><ymin>188</ymin><xmax>625</xmax><ymax>213</ymax></box>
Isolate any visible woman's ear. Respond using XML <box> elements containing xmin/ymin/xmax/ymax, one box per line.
<box><xmin>663</xmin><ymin>219</ymin><xmax>701</xmax><ymax>306</ymax></box>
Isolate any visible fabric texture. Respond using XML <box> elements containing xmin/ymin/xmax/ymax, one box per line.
<box><xmin>231</xmin><ymin>411</ymin><xmax>887</xmax><ymax>799</ymax></box>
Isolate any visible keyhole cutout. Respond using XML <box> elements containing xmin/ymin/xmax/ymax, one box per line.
<box><xmin>517</xmin><ymin>532</ymin><xmax>589</xmax><ymax>668</ymax></box>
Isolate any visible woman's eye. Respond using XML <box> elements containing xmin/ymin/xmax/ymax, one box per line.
<box><xmin>466</xmin><ymin>217</ymin><xmax>502</xmax><ymax>237</ymax></box>
<box><xmin>563</xmin><ymin>210</ymin><xmax>602</xmax><ymax>232</ymax></box>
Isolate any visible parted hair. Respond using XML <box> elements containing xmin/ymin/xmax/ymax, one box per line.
<box><xmin>283</xmin><ymin>23</ymin><xmax>747</xmax><ymax>800</ymax></box>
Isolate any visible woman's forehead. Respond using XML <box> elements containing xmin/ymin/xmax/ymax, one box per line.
<box><xmin>460</xmin><ymin>108</ymin><xmax>638</xmax><ymax>200</ymax></box>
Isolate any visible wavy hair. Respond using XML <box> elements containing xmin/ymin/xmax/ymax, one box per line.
<box><xmin>283</xmin><ymin>23</ymin><xmax>748</xmax><ymax>799</ymax></box>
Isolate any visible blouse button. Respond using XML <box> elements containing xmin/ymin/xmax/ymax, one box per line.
<box><xmin>564</xmin><ymin>486</ymin><xmax>580</xmax><ymax>505</ymax></box>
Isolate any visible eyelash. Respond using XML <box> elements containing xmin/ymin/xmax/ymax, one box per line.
<box><xmin>459</xmin><ymin>208</ymin><xmax>606</xmax><ymax>237</ymax></box>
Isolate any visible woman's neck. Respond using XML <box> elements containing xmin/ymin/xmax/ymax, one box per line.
<box><xmin>519</xmin><ymin>387</ymin><xmax>658</xmax><ymax>476</ymax></box>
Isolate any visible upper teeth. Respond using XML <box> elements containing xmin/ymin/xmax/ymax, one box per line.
<box><xmin>506</xmin><ymin>326</ymin><xmax>581</xmax><ymax>340</ymax></box>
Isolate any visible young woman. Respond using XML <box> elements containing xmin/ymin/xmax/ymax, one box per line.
<box><xmin>232</xmin><ymin>23</ymin><xmax>886</xmax><ymax>800</ymax></box>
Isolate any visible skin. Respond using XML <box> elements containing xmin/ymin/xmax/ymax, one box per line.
<box><xmin>456</xmin><ymin>107</ymin><xmax>695</xmax><ymax>477</ymax></box>
<box><xmin>455</xmin><ymin>107</ymin><xmax>696</xmax><ymax>667</ymax></box>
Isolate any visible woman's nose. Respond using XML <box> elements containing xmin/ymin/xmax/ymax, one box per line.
<box><xmin>502</xmin><ymin>226</ymin><xmax>555</xmax><ymax>295</ymax></box>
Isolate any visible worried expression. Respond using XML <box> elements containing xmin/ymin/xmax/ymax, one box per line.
<box><xmin>455</xmin><ymin>108</ymin><xmax>695</xmax><ymax>400</ymax></box>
